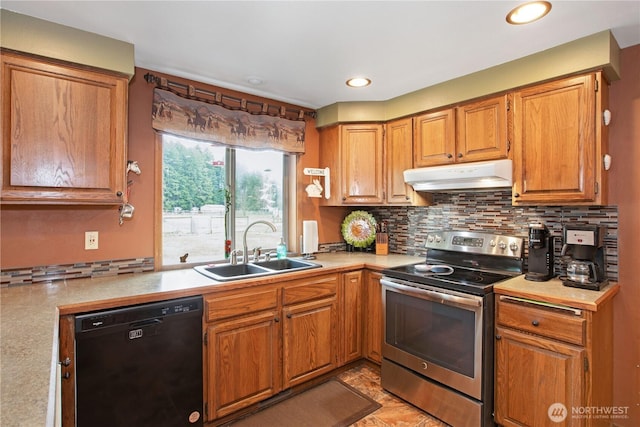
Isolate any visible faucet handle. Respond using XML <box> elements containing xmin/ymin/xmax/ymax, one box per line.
<box><xmin>252</xmin><ymin>247</ymin><xmax>262</xmax><ymax>262</ymax></box>
<box><xmin>230</xmin><ymin>249</ymin><xmax>243</xmax><ymax>265</ymax></box>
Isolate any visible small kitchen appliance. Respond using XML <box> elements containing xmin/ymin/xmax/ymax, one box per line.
<box><xmin>525</xmin><ymin>223</ymin><xmax>555</xmax><ymax>281</ymax></box>
<box><xmin>560</xmin><ymin>225</ymin><xmax>608</xmax><ymax>291</ymax></box>
<box><xmin>381</xmin><ymin>230</ymin><xmax>524</xmax><ymax>427</ymax></box>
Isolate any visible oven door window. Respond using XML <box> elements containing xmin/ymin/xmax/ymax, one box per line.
<box><xmin>385</xmin><ymin>289</ymin><xmax>477</xmax><ymax>378</ymax></box>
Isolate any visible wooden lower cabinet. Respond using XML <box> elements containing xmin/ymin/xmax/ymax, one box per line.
<box><xmin>283</xmin><ymin>296</ymin><xmax>338</xmax><ymax>388</ymax></box>
<box><xmin>341</xmin><ymin>270</ymin><xmax>363</xmax><ymax>364</ymax></box>
<box><xmin>494</xmin><ymin>294</ymin><xmax>615</xmax><ymax>427</ymax></box>
<box><xmin>204</xmin><ymin>273</ymin><xmax>341</xmax><ymax>422</ymax></box>
<box><xmin>364</xmin><ymin>271</ymin><xmax>383</xmax><ymax>363</ymax></box>
<box><xmin>206</xmin><ymin>310</ymin><xmax>281</xmax><ymax>419</ymax></box>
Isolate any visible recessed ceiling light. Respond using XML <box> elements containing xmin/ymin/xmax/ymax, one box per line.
<box><xmin>247</xmin><ymin>77</ymin><xmax>263</xmax><ymax>85</ymax></box>
<box><xmin>506</xmin><ymin>1</ymin><xmax>552</xmax><ymax>25</ymax></box>
<box><xmin>346</xmin><ymin>77</ymin><xmax>372</xmax><ymax>88</ymax></box>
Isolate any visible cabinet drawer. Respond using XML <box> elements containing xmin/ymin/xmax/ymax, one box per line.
<box><xmin>497</xmin><ymin>297</ymin><xmax>585</xmax><ymax>346</ymax></box>
<box><xmin>283</xmin><ymin>274</ymin><xmax>338</xmax><ymax>305</ymax></box>
<box><xmin>205</xmin><ymin>288</ymin><xmax>278</xmax><ymax>322</ymax></box>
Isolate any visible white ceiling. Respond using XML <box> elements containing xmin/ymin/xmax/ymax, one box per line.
<box><xmin>3</xmin><ymin>1</ymin><xmax>640</xmax><ymax>109</ymax></box>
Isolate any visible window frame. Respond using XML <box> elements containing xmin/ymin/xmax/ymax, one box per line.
<box><xmin>154</xmin><ymin>134</ymin><xmax>295</xmax><ymax>270</ymax></box>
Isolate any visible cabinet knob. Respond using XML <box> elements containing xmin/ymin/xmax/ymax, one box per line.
<box><xmin>496</xmin><ymin>334</ymin><xmax>502</xmax><ymax>340</ymax></box>
<box><xmin>447</xmin><ymin>153</ymin><xmax>453</xmax><ymax>159</ymax></box>
<box><xmin>286</xmin><ymin>313</ymin><xmax>292</xmax><ymax>319</ymax></box>
<box><xmin>274</xmin><ymin>316</ymin><xmax>280</xmax><ymax>322</ymax></box>
<box><xmin>116</xmin><ymin>191</ymin><xmax>123</xmax><ymax>197</ymax></box>
<box><xmin>532</xmin><ymin>320</ymin><xmax>540</xmax><ymax>327</ymax></box>
<box><xmin>513</xmin><ymin>193</ymin><xmax>520</xmax><ymax>198</ymax></box>
<box><xmin>457</xmin><ymin>153</ymin><xmax>463</xmax><ymax>158</ymax></box>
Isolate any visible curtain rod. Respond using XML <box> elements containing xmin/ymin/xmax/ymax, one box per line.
<box><xmin>144</xmin><ymin>73</ymin><xmax>316</xmax><ymax>119</ymax></box>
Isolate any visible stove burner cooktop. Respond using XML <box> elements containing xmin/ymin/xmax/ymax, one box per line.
<box><xmin>382</xmin><ymin>263</ymin><xmax>514</xmax><ymax>296</ymax></box>
<box><xmin>382</xmin><ymin>230</ymin><xmax>524</xmax><ymax>296</ymax></box>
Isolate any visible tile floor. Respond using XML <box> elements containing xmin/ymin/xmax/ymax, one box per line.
<box><xmin>337</xmin><ymin>364</ymin><xmax>448</xmax><ymax>427</ymax></box>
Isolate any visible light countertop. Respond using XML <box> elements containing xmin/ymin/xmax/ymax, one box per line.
<box><xmin>0</xmin><ymin>252</ymin><xmax>422</xmax><ymax>427</ymax></box>
<box><xmin>494</xmin><ymin>275</ymin><xmax>619</xmax><ymax>311</ymax></box>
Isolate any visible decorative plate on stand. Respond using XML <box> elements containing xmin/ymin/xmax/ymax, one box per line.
<box><xmin>341</xmin><ymin>211</ymin><xmax>377</xmax><ymax>248</ymax></box>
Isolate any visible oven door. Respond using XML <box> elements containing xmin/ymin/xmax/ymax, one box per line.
<box><xmin>381</xmin><ymin>277</ymin><xmax>484</xmax><ymax>399</ymax></box>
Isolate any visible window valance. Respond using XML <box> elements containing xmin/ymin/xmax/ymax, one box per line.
<box><xmin>148</xmin><ymin>75</ymin><xmax>310</xmax><ymax>154</ymax></box>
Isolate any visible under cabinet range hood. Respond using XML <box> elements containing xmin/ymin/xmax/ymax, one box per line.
<box><xmin>404</xmin><ymin>159</ymin><xmax>513</xmax><ymax>192</ymax></box>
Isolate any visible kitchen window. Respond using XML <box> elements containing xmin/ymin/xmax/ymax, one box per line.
<box><xmin>161</xmin><ymin>134</ymin><xmax>290</xmax><ymax>267</ymax></box>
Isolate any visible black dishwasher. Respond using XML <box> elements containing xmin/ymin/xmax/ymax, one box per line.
<box><xmin>75</xmin><ymin>296</ymin><xmax>203</xmax><ymax>427</ymax></box>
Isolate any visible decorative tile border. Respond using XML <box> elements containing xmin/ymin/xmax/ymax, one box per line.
<box><xmin>1</xmin><ymin>257</ymin><xmax>155</xmax><ymax>287</ymax></box>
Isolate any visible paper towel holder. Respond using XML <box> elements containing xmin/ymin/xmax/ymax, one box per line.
<box><xmin>301</xmin><ymin>220</ymin><xmax>319</xmax><ymax>259</ymax></box>
<box><xmin>303</xmin><ymin>167</ymin><xmax>330</xmax><ymax>199</ymax></box>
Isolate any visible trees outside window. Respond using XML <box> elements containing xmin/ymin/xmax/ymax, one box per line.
<box><xmin>162</xmin><ymin>134</ymin><xmax>286</xmax><ymax>266</ymax></box>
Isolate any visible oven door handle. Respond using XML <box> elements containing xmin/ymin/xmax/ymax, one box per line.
<box><xmin>381</xmin><ymin>278</ymin><xmax>481</xmax><ymax>309</ymax></box>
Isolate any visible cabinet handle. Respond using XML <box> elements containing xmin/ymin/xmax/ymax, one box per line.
<box><xmin>531</xmin><ymin>320</ymin><xmax>540</xmax><ymax>327</ymax></box>
<box><xmin>286</xmin><ymin>313</ymin><xmax>292</xmax><ymax>319</ymax></box>
<box><xmin>116</xmin><ymin>191</ymin><xmax>123</xmax><ymax>197</ymax></box>
<box><xmin>513</xmin><ymin>192</ymin><xmax>520</xmax><ymax>198</ymax></box>
<box><xmin>457</xmin><ymin>153</ymin><xmax>463</xmax><ymax>158</ymax></box>
<box><xmin>447</xmin><ymin>153</ymin><xmax>453</xmax><ymax>159</ymax></box>
<box><xmin>274</xmin><ymin>316</ymin><xmax>280</xmax><ymax>322</ymax></box>
<box><xmin>496</xmin><ymin>334</ymin><xmax>502</xmax><ymax>340</ymax></box>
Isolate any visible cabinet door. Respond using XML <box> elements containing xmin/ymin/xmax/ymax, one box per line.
<box><xmin>364</xmin><ymin>271</ymin><xmax>382</xmax><ymax>363</ymax></box>
<box><xmin>512</xmin><ymin>73</ymin><xmax>598</xmax><ymax>205</ymax></box>
<box><xmin>1</xmin><ymin>51</ymin><xmax>128</xmax><ymax>204</ymax></box>
<box><xmin>341</xmin><ymin>124</ymin><xmax>384</xmax><ymax>204</ymax></box>
<box><xmin>206</xmin><ymin>311</ymin><xmax>281</xmax><ymax>420</ymax></box>
<box><xmin>414</xmin><ymin>108</ymin><xmax>456</xmax><ymax>167</ymax></box>
<box><xmin>495</xmin><ymin>326</ymin><xmax>585</xmax><ymax>427</ymax></box>
<box><xmin>456</xmin><ymin>94</ymin><xmax>509</xmax><ymax>163</ymax></box>
<box><xmin>282</xmin><ymin>297</ymin><xmax>338</xmax><ymax>388</ymax></box>
<box><xmin>342</xmin><ymin>271</ymin><xmax>363</xmax><ymax>363</ymax></box>
<box><xmin>386</xmin><ymin>118</ymin><xmax>412</xmax><ymax>204</ymax></box>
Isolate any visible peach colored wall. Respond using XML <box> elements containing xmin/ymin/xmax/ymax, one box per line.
<box><xmin>608</xmin><ymin>44</ymin><xmax>640</xmax><ymax>426</ymax></box>
<box><xmin>0</xmin><ymin>66</ymin><xmax>343</xmax><ymax>269</ymax></box>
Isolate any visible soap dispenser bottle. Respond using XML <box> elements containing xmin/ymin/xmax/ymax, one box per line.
<box><xmin>276</xmin><ymin>237</ymin><xmax>287</xmax><ymax>259</ymax></box>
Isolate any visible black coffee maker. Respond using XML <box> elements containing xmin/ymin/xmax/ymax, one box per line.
<box><xmin>525</xmin><ymin>223</ymin><xmax>555</xmax><ymax>281</ymax></box>
<box><xmin>560</xmin><ymin>225</ymin><xmax>608</xmax><ymax>291</ymax></box>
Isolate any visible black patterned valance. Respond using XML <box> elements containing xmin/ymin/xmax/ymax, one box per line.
<box><xmin>151</xmin><ymin>87</ymin><xmax>307</xmax><ymax>154</ymax></box>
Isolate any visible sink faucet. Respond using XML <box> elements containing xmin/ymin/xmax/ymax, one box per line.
<box><xmin>243</xmin><ymin>220</ymin><xmax>277</xmax><ymax>264</ymax></box>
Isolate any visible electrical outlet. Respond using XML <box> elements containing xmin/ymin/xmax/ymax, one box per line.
<box><xmin>85</xmin><ymin>231</ymin><xmax>99</xmax><ymax>250</ymax></box>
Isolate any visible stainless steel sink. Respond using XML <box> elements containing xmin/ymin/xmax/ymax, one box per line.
<box><xmin>252</xmin><ymin>258</ymin><xmax>318</xmax><ymax>271</ymax></box>
<box><xmin>194</xmin><ymin>258</ymin><xmax>321</xmax><ymax>281</ymax></box>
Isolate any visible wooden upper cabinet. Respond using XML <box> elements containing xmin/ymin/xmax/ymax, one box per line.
<box><xmin>414</xmin><ymin>108</ymin><xmax>456</xmax><ymax>167</ymax></box>
<box><xmin>319</xmin><ymin>124</ymin><xmax>384</xmax><ymax>205</ymax></box>
<box><xmin>1</xmin><ymin>50</ymin><xmax>128</xmax><ymax>204</ymax></box>
<box><xmin>456</xmin><ymin>94</ymin><xmax>509</xmax><ymax>162</ymax></box>
<box><xmin>512</xmin><ymin>72</ymin><xmax>607</xmax><ymax>205</ymax></box>
<box><xmin>385</xmin><ymin>117</ymin><xmax>429</xmax><ymax>206</ymax></box>
<box><xmin>414</xmin><ymin>95</ymin><xmax>509</xmax><ymax>168</ymax></box>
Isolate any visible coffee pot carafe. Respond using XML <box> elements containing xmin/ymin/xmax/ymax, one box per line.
<box><xmin>560</xmin><ymin>225</ymin><xmax>608</xmax><ymax>290</ymax></box>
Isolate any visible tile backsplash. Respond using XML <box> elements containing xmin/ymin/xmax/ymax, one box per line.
<box><xmin>367</xmin><ymin>190</ymin><xmax>618</xmax><ymax>281</ymax></box>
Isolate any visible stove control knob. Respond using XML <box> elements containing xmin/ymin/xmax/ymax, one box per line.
<box><xmin>427</xmin><ymin>235</ymin><xmax>434</xmax><ymax>243</ymax></box>
<box><xmin>434</xmin><ymin>235</ymin><xmax>442</xmax><ymax>243</ymax></box>
<box><xmin>509</xmin><ymin>242</ymin><xmax>519</xmax><ymax>252</ymax></box>
<box><xmin>489</xmin><ymin>240</ymin><xmax>497</xmax><ymax>247</ymax></box>
<box><xmin>498</xmin><ymin>241</ymin><xmax>507</xmax><ymax>250</ymax></box>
